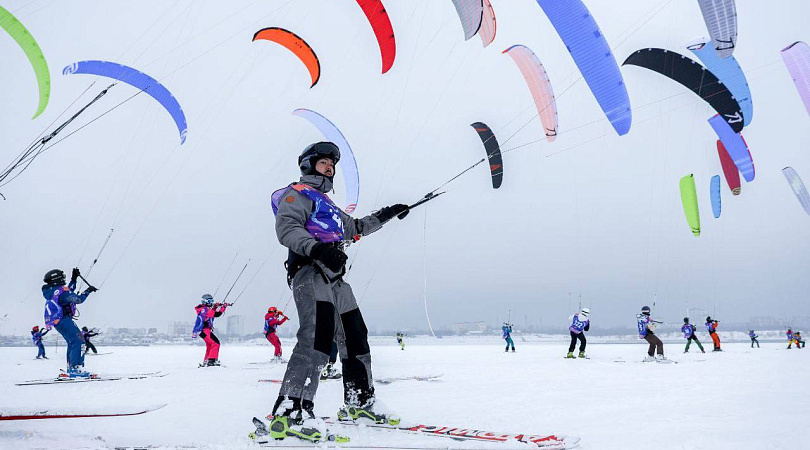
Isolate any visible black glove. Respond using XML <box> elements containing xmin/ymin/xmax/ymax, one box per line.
<box><xmin>373</xmin><ymin>204</ymin><xmax>410</xmax><ymax>222</ymax></box>
<box><xmin>84</xmin><ymin>286</ymin><xmax>98</xmax><ymax>294</ymax></box>
<box><xmin>310</xmin><ymin>242</ymin><xmax>348</xmax><ymax>272</ymax></box>
<box><xmin>71</xmin><ymin>268</ymin><xmax>80</xmax><ymax>282</ymax></box>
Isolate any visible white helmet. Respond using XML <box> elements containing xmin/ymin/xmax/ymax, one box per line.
<box><xmin>580</xmin><ymin>307</ymin><xmax>590</xmax><ymax>317</ymax></box>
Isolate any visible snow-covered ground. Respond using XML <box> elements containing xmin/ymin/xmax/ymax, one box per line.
<box><xmin>1</xmin><ymin>338</ymin><xmax>806</xmax><ymax>449</ymax></box>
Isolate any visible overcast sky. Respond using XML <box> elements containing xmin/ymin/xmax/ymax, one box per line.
<box><xmin>1</xmin><ymin>0</ymin><xmax>808</xmax><ymax>336</ymax></box>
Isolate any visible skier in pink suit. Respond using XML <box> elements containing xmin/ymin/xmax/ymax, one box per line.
<box><xmin>265</xmin><ymin>306</ymin><xmax>289</xmax><ymax>360</ymax></box>
<box><xmin>192</xmin><ymin>294</ymin><xmax>229</xmax><ymax>367</ymax></box>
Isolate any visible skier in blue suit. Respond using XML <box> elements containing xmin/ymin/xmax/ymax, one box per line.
<box><xmin>41</xmin><ymin>268</ymin><xmax>97</xmax><ymax>378</ymax></box>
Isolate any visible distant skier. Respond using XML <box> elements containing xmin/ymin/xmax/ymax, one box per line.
<box><xmin>705</xmin><ymin>316</ymin><xmax>721</xmax><ymax>351</ymax></box>
<box><xmin>42</xmin><ymin>268</ymin><xmax>98</xmax><ymax>378</ymax></box>
<box><xmin>637</xmin><ymin>306</ymin><xmax>666</xmax><ymax>361</ymax></box>
<box><xmin>566</xmin><ymin>307</ymin><xmax>590</xmax><ymax>359</ymax></box>
<box><xmin>787</xmin><ymin>329</ymin><xmax>795</xmax><ymax>349</ymax></box>
<box><xmin>320</xmin><ymin>341</ymin><xmax>341</xmax><ymax>380</ymax></box>
<box><xmin>502</xmin><ymin>322</ymin><xmax>515</xmax><ymax>352</ymax></box>
<box><xmin>681</xmin><ymin>318</ymin><xmax>705</xmax><ymax>353</ymax></box>
<box><xmin>396</xmin><ymin>332</ymin><xmax>405</xmax><ymax>350</ymax></box>
<box><xmin>31</xmin><ymin>325</ymin><xmax>49</xmax><ymax>359</ymax></box>
<box><xmin>748</xmin><ymin>330</ymin><xmax>760</xmax><ymax>348</ymax></box>
<box><xmin>265</xmin><ymin>306</ymin><xmax>288</xmax><ymax>360</ymax></box>
<box><xmin>81</xmin><ymin>326</ymin><xmax>99</xmax><ymax>355</ymax></box>
<box><xmin>269</xmin><ymin>141</ymin><xmax>408</xmax><ymax>440</ymax></box>
<box><xmin>192</xmin><ymin>294</ymin><xmax>229</xmax><ymax>367</ymax></box>
<box><xmin>794</xmin><ymin>331</ymin><xmax>805</xmax><ymax>349</ymax></box>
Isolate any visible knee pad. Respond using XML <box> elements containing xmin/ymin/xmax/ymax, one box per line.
<box><xmin>340</xmin><ymin>309</ymin><xmax>370</xmax><ymax>358</ymax></box>
<box><xmin>314</xmin><ymin>301</ymin><xmax>336</xmax><ymax>355</ymax></box>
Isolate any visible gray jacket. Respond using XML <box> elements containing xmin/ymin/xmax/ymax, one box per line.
<box><xmin>274</xmin><ymin>174</ymin><xmax>386</xmax><ymax>278</ymax></box>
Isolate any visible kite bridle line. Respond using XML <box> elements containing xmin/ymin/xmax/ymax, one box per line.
<box><xmin>77</xmin><ymin>228</ymin><xmax>114</xmax><ymax>291</ymax></box>
<box><xmin>0</xmin><ymin>83</ymin><xmax>117</xmax><ymax>190</ymax></box>
<box><xmin>220</xmin><ymin>260</ymin><xmax>250</xmax><ymax>305</ymax></box>
<box><xmin>213</xmin><ymin>251</ymin><xmax>240</xmax><ymax>298</ymax></box>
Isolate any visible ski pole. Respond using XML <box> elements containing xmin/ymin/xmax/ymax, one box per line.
<box><xmin>221</xmin><ymin>260</ymin><xmax>250</xmax><ymax>304</ymax></box>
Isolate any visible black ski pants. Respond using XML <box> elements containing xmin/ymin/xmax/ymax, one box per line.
<box><xmin>751</xmin><ymin>338</ymin><xmax>760</xmax><ymax>348</ymax></box>
<box><xmin>644</xmin><ymin>333</ymin><xmax>664</xmax><ymax>356</ymax></box>
<box><xmin>83</xmin><ymin>340</ymin><xmax>97</xmax><ymax>355</ymax></box>
<box><xmin>568</xmin><ymin>331</ymin><xmax>586</xmax><ymax>353</ymax></box>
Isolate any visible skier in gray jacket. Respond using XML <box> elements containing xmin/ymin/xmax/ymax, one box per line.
<box><xmin>268</xmin><ymin>141</ymin><xmax>408</xmax><ymax>440</ymax></box>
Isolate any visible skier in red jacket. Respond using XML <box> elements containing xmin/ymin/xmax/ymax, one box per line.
<box><xmin>265</xmin><ymin>306</ymin><xmax>289</xmax><ymax>360</ymax></box>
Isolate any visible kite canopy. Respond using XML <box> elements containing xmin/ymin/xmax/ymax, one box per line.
<box><xmin>780</xmin><ymin>41</ymin><xmax>810</xmax><ymax>117</ymax></box>
<box><xmin>478</xmin><ymin>0</ymin><xmax>496</xmax><ymax>48</ymax></box>
<box><xmin>253</xmin><ymin>27</ymin><xmax>321</xmax><ymax>87</ymax></box>
<box><xmin>451</xmin><ymin>0</ymin><xmax>483</xmax><ymax>41</ymax></box>
<box><xmin>0</xmin><ymin>6</ymin><xmax>50</xmax><ymax>119</ymax></box>
<box><xmin>710</xmin><ymin>175</ymin><xmax>722</xmax><ymax>218</ymax></box>
<box><xmin>687</xmin><ymin>37</ymin><xmax>753</xmax><ymax>126</ymax></box>
<box><xmin>623</xmin><ymin>48</ymin><xmax>744</xmax><ymax>133</ymax></box>
<box><xmin>708</xmin><ymin>115</ymin><xmax>753</xmax><ymax>182</ymax></box>
<box><xmin>535</xmin><ymin>0</ymin><xmax>631</xmax><ymax>136</ymax></box>
<box><xmin>292</xmin><ymin>109</ymin><xmax>360</xmax><ymax>213</ymax></box>
<box><xmin>717</xmin><ymin>140</ymin><xmax>741</xmax><ymax>195</ymax></box>
<box><xmin>679</xmin><ymin>174</ymin><xmax>701</xmax><ymax>237</ymax></box>
<box><xmin>697</xmin><ymin>0</ymin><xmax>737</xmax><ymax>59</ymax></box>
<box><xmin>63</xmin><ymin>61</ymin><xmax>188</xmax><ymax>144</ymax></box>
<box><xmin>503</xmin><ymin>45</ymin><xmax>557</xmax><ymax>142</ymax></box>
<box><xmin>356</xmin><ymin>0</ymin><xmax>396</xmax><ymax>74</ymax></box>
<box><xmin>470</xmin><ymin>122</ymin><xmax>502</xmax><ymax>189</ymax></box>
<box><xmin>782</xmin><ymin>167</ymin><xmax>810</xmax><ymax>216</ymax></box>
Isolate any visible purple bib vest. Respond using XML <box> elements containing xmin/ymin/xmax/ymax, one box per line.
<box><xmin>272</xmin><ymin>183</ymin><xmax>345</xmax><ymax>243</ymax></box>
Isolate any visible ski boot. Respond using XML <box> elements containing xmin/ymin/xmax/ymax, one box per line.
<box><xmin>320</xmin><ymin>363</ymin><xmax>341</xmax><ymax>380</ymax></box>
<box><xmin>337</xmin><ymin>405</ymin><xmax>400</xmax><ymax>426</ymax></box>
<box><xmin>60</xmin><ymin>366</ymin><xmax>97</xmax><ymax>379</ymax></box>
<box><xmin>642</xmin><ymin>355</ymin><xmax>655</xmax><ymax>362</ymax></box>
<box><xmin>565</xmin><ymin>352</ymin><xmax>576</xmax><ymax>359</ymax></box>
<box><xmin>266</xmin><ymin>415</ymin><xmax>324</xmax><ymax>442</ymax></box>
<box><xmin>511</xmin><ymin>348</ymin><xmax>516</xmax><ymax>353</ymax></box>
<box><xmin>578</xmin><ymin>351</ymin><xmax>586</xmax><ymax>359</ymax></box>
<box><xmin>207</xmin><ymin>359</ymin><xmax>221</xmax><ymax>366</ymax></box>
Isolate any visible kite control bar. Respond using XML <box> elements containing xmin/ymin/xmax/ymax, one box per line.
<box><xmin>398</xmin><ymin>191</ymin><xmax>446</xmax><ymax>219</ymax></box>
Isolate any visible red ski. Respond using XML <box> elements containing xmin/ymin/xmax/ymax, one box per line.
<box><xmin>324</xmin><ymin>418</ymin><xmax>579</xmax><ymax>449</ymax></box>
<box><xmin>0</xmin><ymin>404</ymin><xmax>166</xmax><ymax>421</ymax></box>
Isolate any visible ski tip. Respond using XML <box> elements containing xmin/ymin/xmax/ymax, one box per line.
<box><xmin>561</xmin><ymin>435</ymin><xmax>582</xmax><ymax>448</ymax></box>
<box><xmin>144</xmin><ymin>404</ymin><xmax>167</xmax><ymax>414</ymax></box>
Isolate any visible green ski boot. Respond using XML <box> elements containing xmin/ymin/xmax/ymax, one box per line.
<box><xmin>578</xmin><ymin>351</ymin><xmax>586</xmax><ymax>358</ymax></box>
<box><xmin>337</xmin><ymin>406</ymin><xmax>400</xmax><ymax>425</ymax></box>
<box><xmin>565</xmin><ymin>352</ymin><xmax>576</xmax><ymax>359</ymax></box>
<box><xmin>268</xmin><ymin>415</ymin><xmax>323</xmax><ymax>442</ymax></box>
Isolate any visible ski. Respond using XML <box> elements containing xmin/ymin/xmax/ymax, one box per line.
<box><xmin>376</xmin><ymin>374</ymin><xmax>443</xmax><ymax>385</ymax></box>
<box><xmin>259</xmin><ymin>374</ymin><xmax>442</xmax><ymax>385</ymax></box>
<box><xmin>324</xmin><ymin>418</ymin><xmax>579</xmax><ymax>449</ymax></box>
<box><xmin>249</xmin><ymin>358</ymin><xmax>288</xmax><ymax>365</ymax></box>
<box><xmin>0</xmin><ymin>404</ymin><xmax>165</xmax><ymax>420</ymax></box>
<box><xmin>15</xmin><ymin>371</ymin><xmax>168</xmax><ymax>386</ymax></box>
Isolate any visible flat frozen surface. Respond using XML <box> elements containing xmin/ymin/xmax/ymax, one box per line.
<box><xmin>0</xmin><ymin>339</ymin><xmax>806</xmax><ymax>449</ymax></box>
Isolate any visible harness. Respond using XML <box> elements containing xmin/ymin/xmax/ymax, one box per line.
<box><xmin>272</xmin><ymin>183</ymin><xmax>348</xmax><ymax>284</ymax></box>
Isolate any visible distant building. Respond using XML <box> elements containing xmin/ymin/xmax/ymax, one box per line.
<box><xmin>227</xmin><ymin>315</ymin><xmax>244</xmax><ymax>337</ymax></box>
<box><xmin>169</xmin><ymin>322</ymin><xmax>193</xmax><ymax>337</ymax></box>
<box><xmin>107</xmin><ymin>327</ymin><xmax>147</xmax><ymax>336</ymax></box>
<box><xmin>451</xmin><ymin>321</ymin><xmax>487</xmax><ymax>335</ymax></box>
